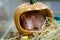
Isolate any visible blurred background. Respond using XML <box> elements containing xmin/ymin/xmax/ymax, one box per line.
<box><xmin>0</xmin><ymin>0</ymin><xmax>60</xmax><ymax>39</ymax></box>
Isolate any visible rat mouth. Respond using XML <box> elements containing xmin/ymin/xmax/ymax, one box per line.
<box><xmin>20</xmin><ymin>9</ymin><xmax>52</xmax><ymax>31</ymax></box>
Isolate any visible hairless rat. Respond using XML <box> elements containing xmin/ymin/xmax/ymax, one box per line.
<box><xmin>21</xmin><ymin>14</ymin><xmax>45</xmax><ymax>30</ymax></box>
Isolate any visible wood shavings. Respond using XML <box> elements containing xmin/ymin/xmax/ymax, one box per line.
<box><xmin>3</xmin><ymin>17</ymin><xmax>60</xmax><ymax>40</ymax></box>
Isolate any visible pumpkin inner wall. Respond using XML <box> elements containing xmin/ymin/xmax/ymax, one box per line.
<box><xmin>20</xmin><ymin>9</ymin><xmax>50</xmax><ymax>31</ymax></box>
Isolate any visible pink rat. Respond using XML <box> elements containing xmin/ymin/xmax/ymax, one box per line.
<box><xmin>21</xmin><ymin>14</ymin><xmax>45</xmax><ymax>30</ymax></box>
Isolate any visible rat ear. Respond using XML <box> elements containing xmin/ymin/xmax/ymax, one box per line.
<box><xmin>31</xmin><ymin>16</ymin><xmax>35</xmax><ymax>22</ymax></box>
<box><xmin>21</xmin><ymin>15</ymin><xmax>26</xmax><ymax>20</ymax></box>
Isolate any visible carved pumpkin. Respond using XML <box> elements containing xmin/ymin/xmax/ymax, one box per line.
<box><xmin>14</xmin><ymin>0</ymin><xmax>53</xmax><ymax>35</ymax></box>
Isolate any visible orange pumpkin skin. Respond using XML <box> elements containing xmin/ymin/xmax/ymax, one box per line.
<box><xmin>14</xmin><ymin>2</ymin><xmax>53</xmax><ymax>35</ymax></box>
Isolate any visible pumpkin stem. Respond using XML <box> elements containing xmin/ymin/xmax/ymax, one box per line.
<box><xmin>30</xmin><ymin>0</ymin><xmax>36</xmax><ymax>4</ymax></box>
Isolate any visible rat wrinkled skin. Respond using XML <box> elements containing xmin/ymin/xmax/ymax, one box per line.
<box><xmin>20</xmin><ymin>12</ymin><xmax>45</xmax><ymax>30</ymax></box>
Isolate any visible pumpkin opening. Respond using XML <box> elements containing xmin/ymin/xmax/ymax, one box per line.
<box><xmin>20</xmin><ymin>9</ymin><xmax>51</xmax><ymax>31</ymax></box>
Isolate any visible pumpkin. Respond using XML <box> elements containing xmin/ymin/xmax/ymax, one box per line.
<box><xmin>14</xmin><ymin>0</ymin><xmax>53</xmax><ymax>35</ymax></box>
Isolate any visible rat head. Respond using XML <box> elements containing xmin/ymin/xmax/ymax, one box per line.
<box><xmin>20</xmin><ymin>14</ymin><xmax>33</xmax><ymax>30</ymax></box>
